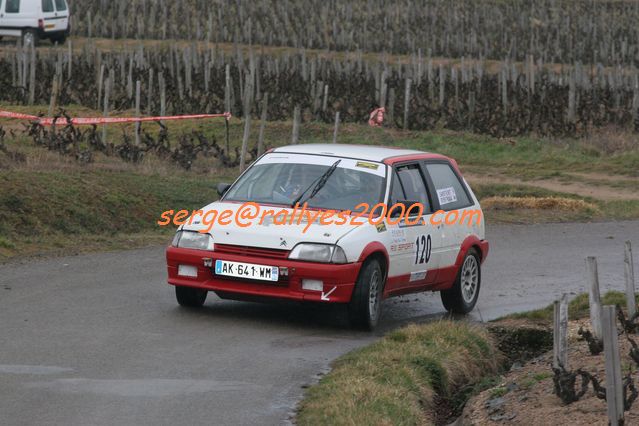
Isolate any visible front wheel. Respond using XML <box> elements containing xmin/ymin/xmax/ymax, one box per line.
<box><xmin>175</xmin><ymin>286</ymin><xmax>207</xmax><ymax>308</ymax></box>
<box><xmin>22</xmin><ymin>29</ymin><xmax>38</xmax><ymax>47</ymax></box>
<box><xmin>51</xmin><ymin>34</ymin><xmax>67</xmax><ymax>45</ymax></box>
<box><xmin>440</xmin><ymin>248</ymin><xmax>481</xmax><ymax>314</ymax></box>
<box><xmin>348</xmin><ymin>258</ymin><xmax>384</xmax><ymax>330</ymax></box>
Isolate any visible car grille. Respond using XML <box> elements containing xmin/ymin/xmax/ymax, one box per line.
<box><xmin>214</xmin><ymin>244</ymin><xmax>290</xmax><ymax>260</ymax></box>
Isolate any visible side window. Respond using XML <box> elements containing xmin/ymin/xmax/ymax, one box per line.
<box><xmin>389</xmin><ymin>170</ymin><xmax>406</xmax><ymax>204</ymax></box>
<box><xmin>425</xmin><ymin>163</ymin><xmax>472</xmax><ymax>210</ymax></box>
<box><xmin>6</xmin><ymin>0</ymin><xmax>20</xmax><ymax>13</ymax></box>
<box><xmin>396</xmin><ymin>164</ymin><xmax>431</xmax><ymax>212</ymax></box>
<box><xmin>54</xmin><ymin>0</ymin><xmax>66</xmax><ymax>11</ymax></box>
<box><xmin>42</xmin><ymin>0</ymin><xmax>54</xmax><ymax>13</ymax></box>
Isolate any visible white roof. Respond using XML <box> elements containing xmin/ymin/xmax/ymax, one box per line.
<box><xmin>271</xmin><ymin>144</ymin><xmax>426</xmax><ymax>162</ymax></box>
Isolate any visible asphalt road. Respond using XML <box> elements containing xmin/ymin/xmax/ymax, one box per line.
<box><xmin>1</xmin><ymin>221</ymin><xmax>638</xmax><ymax>426</ymax></box>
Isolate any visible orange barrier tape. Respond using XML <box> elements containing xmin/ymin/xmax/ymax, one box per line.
<box><xmin>0</xmin><ymin>110</ymin><xmax>232</xmax><ymax>126</ymax></box>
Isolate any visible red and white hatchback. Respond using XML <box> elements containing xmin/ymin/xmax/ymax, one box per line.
<box><xmin>166</xmin><ymin>144</ymin><xmax>488</xmax><ymax>330</ymax></box>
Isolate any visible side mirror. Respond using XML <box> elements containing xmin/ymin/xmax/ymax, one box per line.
<box><xmin>391</xmin><ymin>200</ymin><xmax>422</xmax><ymax>217</ymax></box>
<box><xmin>217</xmin><ymin>182</ymin><xmax>231</xmax><ymax>197</ymax></box>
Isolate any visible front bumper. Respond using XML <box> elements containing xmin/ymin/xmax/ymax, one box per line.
<box><xmin>166</xmin><ymin>246</ymin><xmax>361</xmax><ymax>303</ymax></box>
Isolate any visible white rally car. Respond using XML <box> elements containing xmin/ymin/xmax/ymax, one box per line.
<box><xmin>166</xmin><ymin>144</ymin><xmax>489</xmax><ymax>329</ymax></box>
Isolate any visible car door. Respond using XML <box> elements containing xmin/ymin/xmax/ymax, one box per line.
<box><xmin>423</xmin><ymin>161</ymin><xmax>477</xmax><ymax>272</ymax></box>
<box><xmin>1</xmin><ymin>0</ymin><xmax>23</xmax><ymax>37</ymax></box>
<box><xmin>41</xmin><ymin>0</ymin><xmax>57</xmax><ymax>33</ymax></box>
<box><xmin>50</xmin><ymin>0</ymin><xmax>68</xmax><ymax>33</ymax></box>
<box><xmin>389</xmin><ymin>162</ymin><xmax>441</xmax><ymax>289</ymax></box>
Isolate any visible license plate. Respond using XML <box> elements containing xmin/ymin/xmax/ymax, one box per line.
<box><xmin>214</xmin><ymin>260</ymin><xmax>279</xmax><ymax>282</ymax></box>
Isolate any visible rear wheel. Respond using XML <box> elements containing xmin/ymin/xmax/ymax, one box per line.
<box><xmin>22</xmin><ymin>29</ymin><xmax>38</xmax><ymax>47</ymax></box>
<box><xmin>51</xmin><ymin>34</ymin><xmax>67</xmax><ymax>45</ymax></box>
<box><xmin>440</xmin><ymin>248</ymin><xmax>481</xmax><ymax>314</ymax></box>
<box><xmin>175</xmin><ymin>286</ymin><xmax>207</xmax><ymax>308</ymax></box>
<box><xmin>348</xmin><ymin>258</ymin><xmax>384</xmax><ymax>330</ymax></box>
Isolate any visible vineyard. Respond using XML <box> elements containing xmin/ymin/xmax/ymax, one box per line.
<box><xmin>1</xmin><ymin>40</ymin><xmax>639</xmax><ymax>139</ymax></box>
<box><xmin>69</xmin><ymin>0</ymin><xmax>639</xmax><ymax>66</ymax></box>
<box><xmin>0</xmin><ymin>0</ymin><xmax>638</xmax><ymax>154</ymax></box>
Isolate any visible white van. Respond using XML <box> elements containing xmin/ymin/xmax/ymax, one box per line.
<box><xmin>0</xmin><ymin>0</ymin><xmax>70</xmax><ymax>46</ymax></box>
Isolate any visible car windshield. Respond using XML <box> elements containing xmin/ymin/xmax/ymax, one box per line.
<box><xmin>223</xmin><ymin>153</ymin><xmax>386</xmax><ymax>211</ymax></box>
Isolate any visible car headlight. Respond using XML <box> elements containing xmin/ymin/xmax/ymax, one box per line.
<box><xmin>288</xmin><ymin>243</ymin><xmax>347</xmax><ymax>263</ymax></box>
<box><xmin>172</xmin><ymin>231</ymin><xmax>214</xmax><ymax>250</ymax></box>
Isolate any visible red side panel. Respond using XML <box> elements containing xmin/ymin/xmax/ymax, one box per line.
<box><xmin>383</xmin><ymin>153</ymin><xmax>463</xmax><ymax>174</ymax></box>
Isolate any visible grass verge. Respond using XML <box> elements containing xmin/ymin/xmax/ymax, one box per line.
<box><xmin>296</xmin><ymin>321</ymin><xmax>501</xmax><ymax>425</ymax></box>
<box><xmin>0</xmin><ymin>169</ymin><xmax>227</xmax><ymax>261</ymax></box>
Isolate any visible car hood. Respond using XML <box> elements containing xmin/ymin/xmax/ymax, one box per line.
<box><xmin>180</xmin><ymin>201</ymin><xmax>361</xmax><ymax>249</ymax></box>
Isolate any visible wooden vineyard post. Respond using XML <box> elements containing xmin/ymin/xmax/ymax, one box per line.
<box><xmin>438</xmin><ymin>65</ymin><xmax>445</xmax><ymax>106</ymax></box>
<box><xmin>387</xmin><ymin>87</ymin><xmax>396</xmax><ymax>127</ymax></box>
<box><xmin>587</xmin><ymin>256</ymin><xmax>603</xmax><ymax>341</ymax></box>
<box><xmin>322</xmin><ymin>84</ymin><xmax>329</xmax><ymax>113</ymax></box>
<box><xmin>224</xmin><ymin>64</ymin><xmax>232</xmax><ymax>116</ymax></box>
<box><xmin>102</xmin><ymin>76</ymin><xmax>110</xmax><ymax>144</ymax></box>
<box><xmin>135</xmin><ymin>80</ymin><xmax>141</xmax><ymax>146</ymax></box>
<box><xmin>602</xmin><ymin>305</ymin><xmax>624</xmax><ymax>426</ymax></box>
<box><xmin>47</xmin><ymin>61</ymin><xmax>60</xmax><ymax>117</ymax></box>
<box><xmin>28</xmin><ymin>44</ymin><xmax>36</xmax><ymax>106</ymax></box>
<box><xmin>553</xmin><ymin>294</ymin><xmax>568</xmax><ymax>369</ymax></box>
<box><xmin>291</xmin><ymin>106</ymin><xmax>301</xmax><ymax>144</ymax></box>
<box><xmin>625</xmin><ymin>241</ymin><xmax>636</xmax><ymax>318</ymax></box>
<box><xmin>147</xmin><ymin>68</ymin><xmax>154</xmax><ymax>115</ymax></box>
<box><xmin>67</xmin><ymin>40</ymin><xmax>72</xmax><ymax>80</ymax></box>
<box><xmin>403</xmin><ymin>78</ymin><xmax>412</xmax><ymax>130</ymax></box>
<box><xmin>97</xmin><ymin>64</ymin><xmax>105</xmax><ymax>110</ymax></box>
<box><xmin>159</xmin><ymin>72</ymin><xmax>166</xmax><ymax>126</ymax></box>
<box><xmin>332</xmin><ymin>112</ymin><xmax>340</xmax><ymax>144</ymax></box>
<box><xmin>257</xmin><ymin>92</ymin><xmax>268</xmax><ymax>156</ymax></box>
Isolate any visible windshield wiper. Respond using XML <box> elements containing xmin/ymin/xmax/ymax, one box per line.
<box><xmin>290</xmin><ymin>159</ymin><xmax>341</xmax><ymax>207</ymax></box>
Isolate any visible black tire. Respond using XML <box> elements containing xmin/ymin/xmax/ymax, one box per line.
<box><xmin>51</xmin><ymin>34</ymin><xmax>67</xmax><ymax>45</ymax></box>
<box><xmin>348</xmin><ymin>258</ymin><xmax>385</xmax><ymax>330</ymax></box>
<box><xmin>22</xmin><ymin>29</ymin><xmax>39</xmax><ymax>47</ymax></box>
<box><xmin>175</xmin><ymin>286</ymin><xmax>207</xmax><ymax>308</ymax></box>
<box><xmin>440</xmin><ymin>248</ymin><xmax>481</xmax><ymax>314</ymax></box>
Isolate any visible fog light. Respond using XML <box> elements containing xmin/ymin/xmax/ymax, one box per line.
<box><xmin>302</xmin><ymin>279</ymin><xmax>323</xmax><ymax>292</ymax></box>
<box><xmin>178</xmin><ymin>264</ymin><xmax>198</xmax><ymax>277</ymax></box>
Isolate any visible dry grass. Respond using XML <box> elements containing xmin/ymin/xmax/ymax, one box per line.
<box><xmin>481</xmin><ymin>196</ymin><xmax>599</xmax><ymax>213</ymax></box>
<box><xmin>580</xmin><ymin>126</ymin><xmax>639</xmax><ymax>154</ymax></box>
<box><xmin>296</xmin><ymin>321</ymin><xmax>501</xmax><ymax>426</ymax></box>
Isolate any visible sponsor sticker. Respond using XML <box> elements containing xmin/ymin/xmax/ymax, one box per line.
<box><xmin>356</xmin><ymin>161</ymin><xmax>379</xmax><ymax>170</ymax></box>
<box><xmin>410</xmin><ymin>271</ymin><xmax>427</xmax><ymax>282</ymax></box>
<box><xmin>437</xmin><ymin>187</ymin><xmax>458</xmax><ymax>206</ymax></box>
<box><xmin>375</xmin><ymin>222</ymin><xmax>387</xmax><ymax>233</ymax></box>
<box><xmin>398</xmin><ymin>218</ymin><xmax>426</xmax><ymax>228</ymax></box>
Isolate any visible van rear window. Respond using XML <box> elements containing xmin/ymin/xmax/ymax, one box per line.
<box><xmin>5</xmin><ymin>0</ymin><xmax>19</xmax><ymax>13</ymax></box>
<box><xmin>42</xmin><ymin>0</ymin><xmax>54</xmax><ymax>12</ymax></box>
<box><xmin>54</xmin><ymin>0</ymin><xmax>66</xmax><ymax>11</ymax></box>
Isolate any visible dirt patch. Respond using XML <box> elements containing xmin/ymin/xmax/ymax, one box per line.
<box><xmin>482</xmin><ymin>196</ymin><xmax>599</xmax><ymax>213</ymax></box>
<box><xmin>460</xmin><ymin>318</ymin><xmax>639</xmax><ymax>425</ymax></box>
<box><xmin>466</xmin><ymin>172</ymin><xmax>639</xmax><ymax>201</ymax></box>
<box><xmin>486</xmin><ymin>320</ymin><xmax>553</xmax><ymax>367</ymax></box>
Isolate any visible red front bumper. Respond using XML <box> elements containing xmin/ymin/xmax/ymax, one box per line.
<box><xmin>166</xmin><ymin>246</ymin><xmax>361</xmax><ymax>303</ymax></box>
